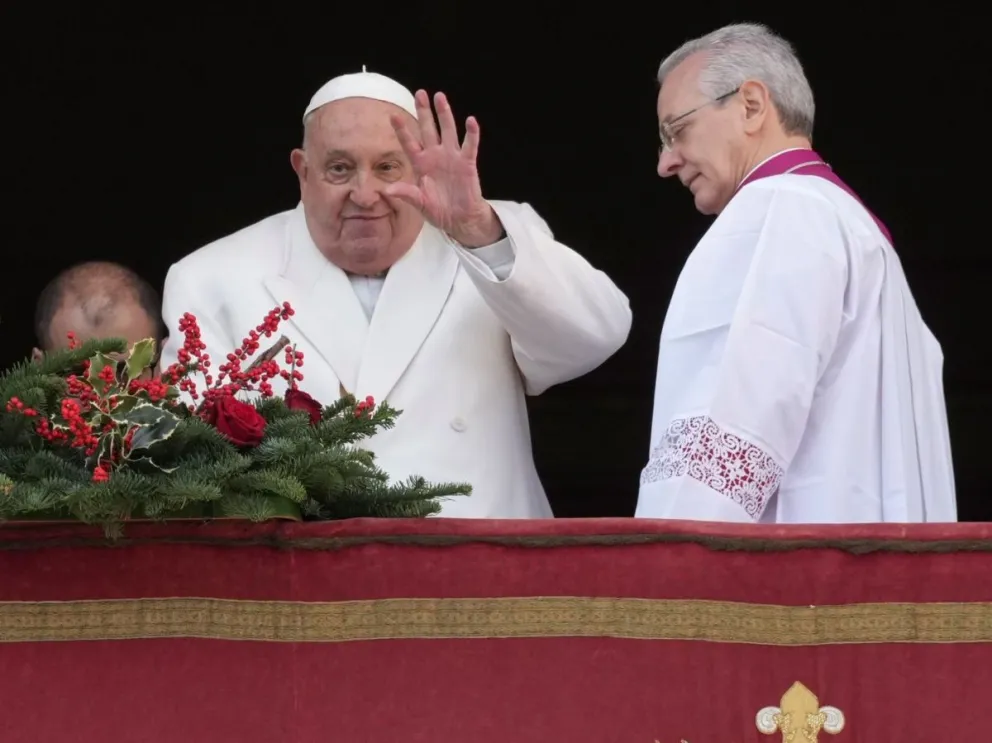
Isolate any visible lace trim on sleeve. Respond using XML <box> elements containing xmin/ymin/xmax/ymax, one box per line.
<box><xmin>640</xmin><ymin>415</ymin><xmax>784</xmax><ymax>518</ymax></box>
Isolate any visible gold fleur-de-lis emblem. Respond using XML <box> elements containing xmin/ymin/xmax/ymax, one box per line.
<box><xmin>756</xmin><ymin>682</ymin><xmax>844</xmax><ymax>741</ymax></box>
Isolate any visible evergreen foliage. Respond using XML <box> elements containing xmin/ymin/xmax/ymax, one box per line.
<box><xmin>0</xmin><ymin>308</ymin><xmax>470</xmax><ymax>535</ymax></box>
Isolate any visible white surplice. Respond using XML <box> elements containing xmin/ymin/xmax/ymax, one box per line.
<box><xmin>636</xmin><ymin>169</ymin><xmax>956</xmax><ymax>524</ymax></box>
<box><xmin>160</xmin><ymin>200</ymin><xmax>632</xmax><ymax>518</ymax></box>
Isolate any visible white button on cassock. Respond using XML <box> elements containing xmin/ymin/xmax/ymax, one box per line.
<box><xmin>450</xmin><ymin>417</ymin><xmax>467</xmax><ymax>432</ymax></box>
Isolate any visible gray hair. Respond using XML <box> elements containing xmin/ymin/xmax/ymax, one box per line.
<box><xmin>301</xmin><ymin>111</ymin><xmax>317</xmax><ymax>149</ymax></box>
<box><xmin>657</xmin><ymin>23</ymin><xmax>815</xmax><ymax>138</ymax></box>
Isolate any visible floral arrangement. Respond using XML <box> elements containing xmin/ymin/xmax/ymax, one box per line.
<box><xmin>0</xmin><ymin>302</ymin><xmax>469</xmax><ymax>534</ymax></box>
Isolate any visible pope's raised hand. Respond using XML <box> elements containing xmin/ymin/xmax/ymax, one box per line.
<box><xmin>386</xmin><ymin>90</ymin><xmax>502</xmax><ymax>248</ymax></box>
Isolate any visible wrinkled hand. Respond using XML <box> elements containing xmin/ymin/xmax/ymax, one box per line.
<box><xmin>386</xmin><ymin>90</ymin><xmax>503</xmax><ymax>248</ymax></box>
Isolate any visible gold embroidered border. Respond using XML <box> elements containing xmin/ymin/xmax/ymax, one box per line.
<box><xmin>1</xmin><ymin>596</ymin><xmax>990</xmax><ymax>644</ymax></box>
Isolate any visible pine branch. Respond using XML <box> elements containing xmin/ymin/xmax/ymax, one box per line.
<box><xmin>0</xmin><ymin>338</ymin><xmax>127</xmax><ymax>392</ymax></box>
<box><xmin>0</xmin><ymin>321</ymin><xmax>472</xmax><ymax>532</ymax></box>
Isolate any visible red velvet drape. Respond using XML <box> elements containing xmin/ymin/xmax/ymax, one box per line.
<box><xmin>1</xmin><ymin>518</ymin><xmax>990</xmax><ymax>741</ymax></box>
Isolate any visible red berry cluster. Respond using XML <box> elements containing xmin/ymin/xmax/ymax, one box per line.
<box><xmin>66</xmin><ymin>372</ymin><xmax>100</xmax><ymax>405</ymax></box>
<box><xmin>5</xmin><ymin>397</ymin><xmax>39</xmax><ymax>418</ymax></box>
<box><xmin>156</xmin><ymin>303</ymin><xmax>305</xmax><ymax>421</ymax></box>
<box><xmin>282</xmin><ymin>345</ymin><xmax>305</xmax><ymax>393</ymax></box>
<box><xmin>6</xmin><ymin>302</ymin><xmax>323</xmax><ymax>485</ymax></box>
<box><xmin>354</xmin><ymin>395</ymin><xmax>376</xmax><ymax>417</ymax></box>
<box><xmin>128</xmin><ymin>377</ymin><xmax>172</xmax><ymax>402</ymax></box>
<box><xmin>7</xmin><ymin>332</ymin><xmax>164</xmax><ymax>483</ymax></box>
<box><xmin>97</xmin><ymin>365</ymin><xmax>116</xmax><ymax>387</ymax></box>
<box><xmin>57</xmin><ymin>398</ymin><xmax>101</xmax><ymax>453</ymax></box>
<box><xmin>155</xmin><ymin>311</ymin><xmax>210</xmax><ymax>402</ymax></box>
<box><xmin>6</xmin><ymin>396</ymin><xmax>67</xmax><ymax>447</ymax></box>
<box><xmin>6</xmin><ymin>393</ymin><xmax>111</xmax><ymax>481</ymax></box>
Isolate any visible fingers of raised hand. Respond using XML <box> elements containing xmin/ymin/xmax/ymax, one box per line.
<box><xmin>432</xmin><ymin>92</ymin><xmax>461</xmax><ymax>150</ymax></box>
<box><xmin>409</xmin><ymin>89</ymin><xmax>481</xmax><ymax>167</ymax></box>
<box><xmin>414</xmin><ymin>89</ymin><xmax>440</xmax><ymax>147</ymax></box>
<box><xmin>461</xmin><ymin>115</ymin><xmax>480</xmax><ymax>161</ymax></box>
<box><xmin>416</xmin><ymin>90</ymin><xmax>481</xmax><ymax>161</ymax></box>
<box><xmin>390</xmin><ymin>113</ymin><xmax>423</xmax><ymax>158</ymax></box>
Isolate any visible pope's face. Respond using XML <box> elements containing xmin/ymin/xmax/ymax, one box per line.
<box><xmin>291</xmin><ymin>98</ymin><xmax>424</xmax><ymax>275</ymax></box>
<box><xmin>656</xmin><ymin>53</ymin><xmax>747</xmax><ymax>215</ymax></box>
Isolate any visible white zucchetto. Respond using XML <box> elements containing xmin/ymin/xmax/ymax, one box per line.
<box><xmin>303</xmin><ymin>66</ymin><xmax>418</xmax><ymax>121</ymax></box>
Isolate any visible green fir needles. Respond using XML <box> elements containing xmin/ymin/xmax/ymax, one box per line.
<box><xmin>0</xmin><ymin>304</ymin><xmax>469</xmax><ymax>535</ymax></box>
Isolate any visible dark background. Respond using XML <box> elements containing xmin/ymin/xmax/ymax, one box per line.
<box><xmin>5</xmin><ymin>7</ymin><xmax>987</xmax><ymax>520</ymax></box>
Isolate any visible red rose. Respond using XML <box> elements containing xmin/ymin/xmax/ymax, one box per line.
<box><xmin>208</xmin><ymin>396</ymin><xmax>266</xmax><ymax>447</ymax></box>
<box><xmin>285</xmin><ymin>388</ymin><xmax>323</xmax><ymax>425</ymax></box>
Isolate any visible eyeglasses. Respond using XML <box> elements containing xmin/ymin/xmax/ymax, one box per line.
<box><xmin>658</xmin><ymin>87</ymin><xmax>740</xmax><ymax>152</ymax></box>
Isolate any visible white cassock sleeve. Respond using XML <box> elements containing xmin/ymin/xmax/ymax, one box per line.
<box><xmin>451</xmin><ymin>200</ymin><xmax>632</xmax><ymax>395</ymax></box>
<box><xmin>646</xmin><ymin>189</ymin><xmax>848</xmax><ymax>522</ymax></box>
<box><xmin>159</xmin><ymin>261</ymin><xmax>237</xmax><ymax>391</ymax></box>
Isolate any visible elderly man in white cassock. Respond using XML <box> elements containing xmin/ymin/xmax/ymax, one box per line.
<box><xmin>635</xmin><ymin>24</ymin><xmax>956</xmax><ymax>524</ymax></box>
<box><xmin>160</xmin><ymin>69</ymin><xmax>632</xmax><ymax>518</ymax></box>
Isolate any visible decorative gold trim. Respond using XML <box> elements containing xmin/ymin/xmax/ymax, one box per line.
<box><xmin>756</xmin><ymin>681</ymin><xmax>844</xmax><ymax>741</ymax></box>
<box><xmin>1</xmin><ymin>596</ymin><xmax>990</xmax><ymax>644</ymax></box>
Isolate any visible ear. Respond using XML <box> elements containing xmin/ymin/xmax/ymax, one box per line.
<box><xmin>31</xmin><ymin>347</ymin><xmax>44</xmax><ymax>364</ymax></box>
<box><xmin>290</xmin><ymin>148</ymin><xmax>308</xmax><ymax>185</ymax></box>
<box><xmin>739</xmin><ymin>80</ymin><xmax>772</xmax><ymax>133</ymax></box>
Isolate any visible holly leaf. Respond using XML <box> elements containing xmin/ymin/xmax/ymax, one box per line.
<box><xmin>110</xmin><ymin>399</ymin><xmax>168</xmax><ymax>427</ymax></box>
<box><xmin>125</xmin><ymin>338</ymin><xmax>156</xmax><ymax>383</ymax></box>
<box><xmin>85</xmin><ymin>431</ymin><xmax>117</xmax><ymax>470</ymax></box>
<box><xmin>128</xmin><ymin>411</ymin><xmax>181</xmax><ymax>451</ymax></box>
<box><xmin>126</xmin><ymin>454</ymin><xmax>178</xmax><ymax>473</ymax></box>
<box><xmin>109</xmin><ymin>395</ymin><xmax>140</xmax><ymax>416</ymax></box>
<box><xmin>87</xmin><ymin>353</ymin><xmax>118</xmax><ymax>396</ymax></box>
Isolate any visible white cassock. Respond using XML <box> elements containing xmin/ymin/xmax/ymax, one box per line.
<box><xmin>636</xmin><ymin>169</ymin><xmax>956</xmax><ymax>523</ymax></box>
<box><xmin>160</xmin><ymin>200</ymin><xmax>632</xmax><ymax>518</ymax></box>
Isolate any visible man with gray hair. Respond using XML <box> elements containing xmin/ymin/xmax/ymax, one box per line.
<box><xmin>636</xmin><ymin>23</ymin><xmax>955</xmax><ymax>523</ymax></box>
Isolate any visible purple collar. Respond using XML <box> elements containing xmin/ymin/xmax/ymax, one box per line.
<box><xmin>733</xmin><ymin>148</ymin><xmax>892</xmax><ymax>244</ymax></box>
<box><xmin>738</xmin><ymin>148</ymin><xmax>826</xmax><ymax>190</ymax></box>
